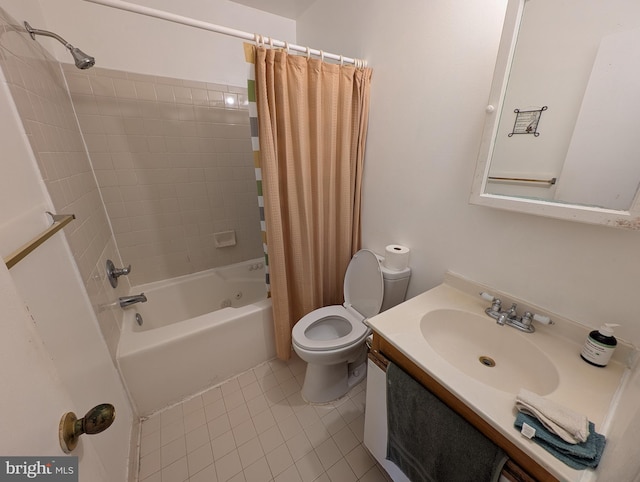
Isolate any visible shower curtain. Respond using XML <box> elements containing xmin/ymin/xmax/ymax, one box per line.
<box><xmin>245</xmin><ymin>44</ymin><xmax>372</xmax><ymax>360</ymax></box>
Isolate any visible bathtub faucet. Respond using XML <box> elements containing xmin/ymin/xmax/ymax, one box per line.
<box><xmin>119</xmin><ymin>293</ymin><xmax>147</xmax><ymax>308</ymax></box>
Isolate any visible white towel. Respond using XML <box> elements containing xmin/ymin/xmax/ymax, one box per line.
<box><xmin>515</xmin><ymin>389</ymin><xmax>589</xmax><ymax>444</ymax></box>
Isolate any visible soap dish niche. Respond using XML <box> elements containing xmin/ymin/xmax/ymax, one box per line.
<box><xmin>214</xmin><ymin>230</ymin><xmax>236</xmax><ymax>248</ymax></box>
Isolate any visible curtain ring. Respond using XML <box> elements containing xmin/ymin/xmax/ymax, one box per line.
<box><xmin>320</xmin><ymin>50</ymin><xmax>325</xmax><ymax>62</ymax></box>
<box><xmin>339</xmin><ymin>55</ymin><xmax>344</xmax><ymax>66</ymax></box>
<box><xmin>306</xmin><ymin>46</ymin><xmax>311</xmax><ymax>59</ymax></box>
<box><xmin>284</xmin><ymin>41</ymin><xmax>290</xmax><ymax>54</ymax></box>
<box><xmin>269</xmin><ymin>36</ymin><xmax>274</xmax><ymax>49</ymax></box>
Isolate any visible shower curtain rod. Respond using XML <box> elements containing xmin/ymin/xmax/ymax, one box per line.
<box><xmin>82</xmin><ymin>0</ymin><xmax>366</xmax><ymax>66</ymax></box>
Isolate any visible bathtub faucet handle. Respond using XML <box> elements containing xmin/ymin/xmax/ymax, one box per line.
<box><xmin>106</xmin><ymin>259</ymin><xmax>131</xmax><ymax>288</ymax></box>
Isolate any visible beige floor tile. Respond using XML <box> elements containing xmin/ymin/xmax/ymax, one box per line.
<box><xmin>265</xmin><ymin>443</ymin><xmax>294</xmax><ymax>477</ymax></box>
<box><xmin>187</xmin><ymin>442</ymin><xmax>214</xmax><ymax>475</ymax></box>
<box><xmin>243</xmin><ymin>456</ymin><xmax>272</xmax><ymax>482</ymax></box>
<box><xmin>137</xmin><ymin>357</ymin><xmax>378</xmax><ymax>482</ymax></box>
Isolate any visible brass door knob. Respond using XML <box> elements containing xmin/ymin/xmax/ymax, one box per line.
<box><xmin>59</xmin><ymin>403</ymin><xmax>116</xmax><ymax>453</ymax></box>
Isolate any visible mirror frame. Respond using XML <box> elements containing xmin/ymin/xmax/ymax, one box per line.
<box><xmin>470</xmin><ymin>0</ymin><xmax>640</xmax><ymax>230</ymax></box>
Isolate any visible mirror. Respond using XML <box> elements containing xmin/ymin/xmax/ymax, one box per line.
<box><xmin>470</xmin><ymin>0</ymin><xmax>640</xmax><ymax>229</ymax></box>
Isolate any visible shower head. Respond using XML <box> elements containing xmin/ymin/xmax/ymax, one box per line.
<box><xmin>24</xmin><ymin>21</ymin><xmax>95</xmax><ymax>69</ymax></box>
<box><xmin>68</xmin><ymin>47</ymin><xmax>95</xmax><ymax>70</ymax></box>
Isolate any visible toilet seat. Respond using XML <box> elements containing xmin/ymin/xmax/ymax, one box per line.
<box><xmin>292</xmin><ymin>306</ymin><xmax>369</xmax><ymax>351</ymax></box>
<box><xmin>292</xmin><ymin>249</ymin><xmax>383</xmax><ymax>352</ymax></box>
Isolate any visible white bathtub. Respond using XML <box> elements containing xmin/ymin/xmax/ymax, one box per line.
<box><xmin>117</xmin><ymin>259</ymin><xmax>275</xmax><ymax>416</ymax></box>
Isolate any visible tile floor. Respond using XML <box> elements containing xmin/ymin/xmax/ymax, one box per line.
<box><xmin>137</xmin><ymin>353</ymin><xmax>390</xmax><ymax>482</ymax></box>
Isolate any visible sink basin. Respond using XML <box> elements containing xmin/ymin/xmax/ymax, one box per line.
<box><xmin>420</xmin><ymin>309</ymin><xmax>560</xmax><ymax>395</ymax></box>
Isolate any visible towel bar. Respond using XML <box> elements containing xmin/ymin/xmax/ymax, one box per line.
<box><xmin>488</xmin><ymin>176</ymin><xmax>557</xmax><ymax>185</ymax></box>
<box><xmin>3</xmin><ymin>212</ymin><xmax>76</xmax><ymax>269</ymax></box>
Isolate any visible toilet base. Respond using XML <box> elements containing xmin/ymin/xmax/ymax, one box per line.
<box><xmin>347</xmin><ymin>360</ymin><xmax>367</xmax><ymax>390</ymax></box>
<box><xmin>301</xmin><ymin>358</ymin><xmax>368</xmax><ymax>404</ymax></box>
<box><xmin>301</xmin><ymin>362</ymin><xmax>349</xmax><ymax>403</ymax></box>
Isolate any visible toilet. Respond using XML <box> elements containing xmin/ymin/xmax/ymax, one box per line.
<box><xmin>292</xmin><ymin>249</ymin><xmax>411</xmax><ymax>403</ymax></box>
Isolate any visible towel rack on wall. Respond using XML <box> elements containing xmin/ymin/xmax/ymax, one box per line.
<box><xmin>4</xmin><ymin>212</ymin><xmax>76</xmax><ymax>269</ymax></box>
<box><xmin>487</xmin><ymin>176</ymin><xmax>557</xmax><ymax>186</ymax></box>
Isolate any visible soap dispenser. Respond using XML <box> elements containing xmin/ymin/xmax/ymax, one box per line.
<box><xmin>580</xmin><ymin>323</ymin><xmax>619</xmax><ymax>367</ymax></box>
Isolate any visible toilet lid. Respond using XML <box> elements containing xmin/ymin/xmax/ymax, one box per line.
<box><xmin>344</xmin><ymin>249</ymin><xmax>383</xmax><ymax>319</ymax></box>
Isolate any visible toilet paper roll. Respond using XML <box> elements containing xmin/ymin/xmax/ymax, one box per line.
<box><xmin>383</xmin><ymin>245</ymin><xmax>410</xmax><ymax>271</ymax></box>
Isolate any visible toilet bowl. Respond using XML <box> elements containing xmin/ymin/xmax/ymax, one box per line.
<box><xmin>292</xmin><ymin>249</ymin><xmax>410</xmax><ymax>403</ymax></box>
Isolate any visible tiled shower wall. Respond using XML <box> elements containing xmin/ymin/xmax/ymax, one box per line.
<box><xmin>63</xmin><ymin>66</ymin><xmax>263</xmax><ymax>286</ymax></box>
<box><xmin>0</xmin><ymin>9</ymin><xmax>130</xmax><ymax>359</ymax></box>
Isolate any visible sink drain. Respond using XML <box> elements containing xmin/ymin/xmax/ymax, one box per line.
<box><xmin>479</xmin><ymin>356</ymin><xmax>496</xmax><ymax>367</ymax></box>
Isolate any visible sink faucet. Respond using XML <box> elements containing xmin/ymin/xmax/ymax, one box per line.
<box><xmin>119</xmin><ymin>293</ymin><xmax>147</xmax><ymax>308</ymax></box>
<box><xmin>480</xmin><ymin>292</ymin><xmax>553</xmax><ymax>333</ymax></box>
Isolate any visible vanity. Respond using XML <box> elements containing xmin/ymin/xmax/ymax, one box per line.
<box><xmin>363</xmin><ymin>272</ymin><xmax>633</xmax><ymax>481</ymax></box>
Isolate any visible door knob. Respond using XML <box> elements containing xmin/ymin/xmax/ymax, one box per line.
<box><xmin>59</xmin><ymin>403</ymin><xmax>116</xmax><ymax>453</ymax></box>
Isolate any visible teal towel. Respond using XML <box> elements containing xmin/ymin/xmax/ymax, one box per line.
<box><xmin>387</xmin><ymin>362</ymin><xmax>507</xmax><ymax>482</ymax></box>
<box><xmin>514</xmin><ymin>412</ymin><xmax>606</xmax><ymax>470</ymax></box>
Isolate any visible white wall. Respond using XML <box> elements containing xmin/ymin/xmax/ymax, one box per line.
<box><xmin>297</xmin><ymin>1</ymin><xmax>640</xmax><ymax>479</ymax></box>
<box><xmin>297</xmin><ymin>0</ymin><xmax>640</xmax><ymax>348</ymax></box>
<box><xmin>37</xmin><ymin>0</ymin><xmax>296</xmax><ymax>87</ymax></box>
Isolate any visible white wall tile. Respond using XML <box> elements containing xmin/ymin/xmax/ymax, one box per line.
<box><xmin>67</xmin><ymin>66</ymin><xmax>262</xmax><ymax>285</ymax></box>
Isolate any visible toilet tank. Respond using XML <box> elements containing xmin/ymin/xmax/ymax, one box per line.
<box><xmin>380</xmin><ymin>264</ymin><xmax>411</xmax><ymax>312</ymax></box>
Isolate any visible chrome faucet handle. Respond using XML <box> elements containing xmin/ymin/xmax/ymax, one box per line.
<box><xmin>106</xmin><ymin>259</ymin><xmax>132</xmax><ymax>288</ymax></box>
<box><xmin>480</xmin><ymin>292</ymin><xmax>502</xmax><ymax>319</ymax></box>
<box><xmin>113</xmin><ymin>265</ymin><xmax>131</xmax><ymax>276</ymax></box>
<box><xmin>521</xmin><ymin>312</ymin><xmax>534</xmax><ymax>328</ymax></box>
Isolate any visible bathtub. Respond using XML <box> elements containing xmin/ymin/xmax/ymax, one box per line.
<box><xmin>117</xmin><ymin>259</ymin><xmax>275</xmax><ymax>416</ymax></box>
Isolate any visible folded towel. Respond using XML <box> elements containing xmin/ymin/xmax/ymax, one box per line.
<box><xmin>514</xmin><ymin>412</ymin><xmax>606</xmax><ymax>470</ymax></box>
<box><xmin>515</xmin><ymin>389</ymin><xmax>589</xmax><ymax>444</ymax></box>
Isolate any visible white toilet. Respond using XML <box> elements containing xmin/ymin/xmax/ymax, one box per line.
<box><xmin>292</xmin><ymin>249</ymin><xmax>411</xmax><ymax>403</ymax></box>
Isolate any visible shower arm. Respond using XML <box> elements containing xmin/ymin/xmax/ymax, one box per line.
<box><xmin>23</xmin><ymin>21</ymin><xmax>95</xmax><ymax>69</ymax></box>
<box><xmin>24</xmin><ymin>21</ymin><xmax>73</xmax><ymax>50</ymax></box>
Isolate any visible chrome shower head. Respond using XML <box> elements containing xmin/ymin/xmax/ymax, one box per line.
<box><xmin>24</xmin><ymin>21</ymin><xmax>95</xmax><ymax>69</ymax></box>
<box><xmin>68</xmin><ymin>47</ymin><xmax>95</xmax><ymax>70</ymax></box>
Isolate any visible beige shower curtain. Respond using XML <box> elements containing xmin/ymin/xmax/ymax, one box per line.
<box><xmin>253</xmin><ymin>46</ymin><xmax>372</xmax><ymax>360</ymax></box>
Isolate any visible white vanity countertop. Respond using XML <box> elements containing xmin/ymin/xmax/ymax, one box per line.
<box><xmin>367</xmin><ymin>272</ymin><xmax>632</xmax><ymax>482</ymax></box>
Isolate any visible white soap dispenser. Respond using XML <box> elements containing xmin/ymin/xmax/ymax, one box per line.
<box><xmin>580</xmin><ymin>323</ymin><xmax>619</xmax><ymax>367</ymax></box>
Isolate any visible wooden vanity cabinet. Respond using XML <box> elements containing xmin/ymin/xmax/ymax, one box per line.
<box><xmin>368</xmin><ymin>333</ymin><xmax>559</xmax><ymax>482</ymax></box>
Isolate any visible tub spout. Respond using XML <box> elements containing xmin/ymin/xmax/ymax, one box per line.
<box><xmin>119</xmin><ymin>293</ymin><xmax>147</xmax><ymax>308</ymax></box>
